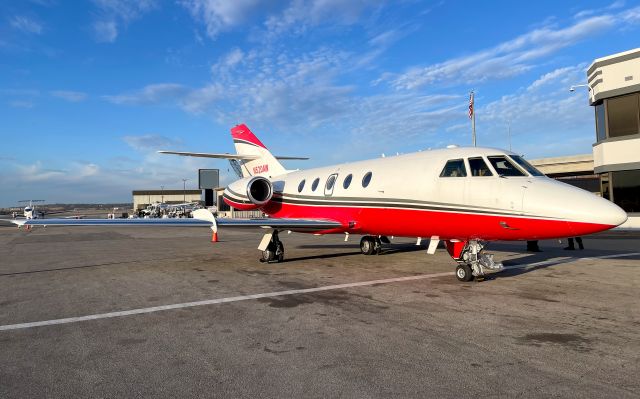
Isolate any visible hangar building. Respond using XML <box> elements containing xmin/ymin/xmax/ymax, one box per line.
<box><xmin>132</xmin><ymin>190</ymin><xmax>202</xmax><ymax>211</ymax></box>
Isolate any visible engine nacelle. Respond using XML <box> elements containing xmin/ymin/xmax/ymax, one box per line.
<box><xmin>223</xmin><ymin>176</ymin><xmax>273</xmax><ymax>211</ymax></box>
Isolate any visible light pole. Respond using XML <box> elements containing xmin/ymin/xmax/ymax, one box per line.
<box><xmin>569</xmin><ymin>83</ymin><xmax>590</xmax><ymax>92</ymax></box>
<box><xmin>182</xmin><ymin>179</ymin><xmax>189</xmax><ymax>203</ymax></box>
<box><xmin>160</xmin><ymin>185</ymin><xmax>164</xmax><ymax>203</ymax></box>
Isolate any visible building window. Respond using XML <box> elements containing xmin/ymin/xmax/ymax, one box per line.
<box><xmin>600</xmin><ymin>173</ymin><xmax>610</xmax><ymax>200</ymax></box>
<box><xmin>440</xmin><ymin>159</ymin><xmax>467</xmax><ymax>177</ymax></box>
<box><xmin>595</xmin><ymin>102</ymin><xmax>607</xmax><ymax>142</ymax></box>
<box><xmin>607</xmin><ymin>93</ymin><xmax>640</xmax><ymax>138</ymax></box>
<box><xmin>611</xmin><ymin>170</ymin><xmax>640</xmax><ymax>213</ymax></box>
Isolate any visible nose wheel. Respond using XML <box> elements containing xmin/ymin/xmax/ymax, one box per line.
<box><xmin>360</xmin><ymin>236</ymin><xmax>382</xmax><ymax>255</ymax></box>
<box><xmin>455</xmin><ymin>264</ymin><xmax>473</xmax><ymax>282</ymax></box>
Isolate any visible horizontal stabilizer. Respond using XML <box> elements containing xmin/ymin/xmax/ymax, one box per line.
<box><xmin>158</xmin><ymin>151</ymin><xmax>308</xmax><ymax>161</ymax></box>
<box><xmin>157</xmin><ymin>151</ymin><xmax>259</xmax><ymax>160</ymax></box>
<box><xmin>274</xmin><ymin>156</ymin><xmax>309</xmax><ymax>160</ymax></box>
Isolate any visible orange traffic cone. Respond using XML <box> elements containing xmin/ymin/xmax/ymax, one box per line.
<box><xmin>211</xmin><ymin>231</ymin><xmax>218</xmax><ymax>243</ymax></box>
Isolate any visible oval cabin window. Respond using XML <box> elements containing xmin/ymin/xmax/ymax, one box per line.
<box><xmin>311</xmin><ymin>178</ymin><xmax>320</xmax><ymax>191</ymax></box>
<box><xmin>343</xmin><ymin>174</ymin><xmax>353</xmax><ymax>189</ymax></box>
<box><xmin>362</xmin><ymin>172</ymin><xmax>372</xmax><ymax>188</ymax></box>
<box><xmin>298</xmin><ymin>179</ymin><xmax>305</xmax><ymax>192</ymax></box>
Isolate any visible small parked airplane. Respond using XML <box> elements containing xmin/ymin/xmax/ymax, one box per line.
<box><xmin>17</xmin><ymin>199</ymin><xmax>46</xmax><ymax>219</ymax></box>
<box><xmin>11</xmin><ymin>124</ymin><xmax>627</xmax><ymax>281</ymax></box>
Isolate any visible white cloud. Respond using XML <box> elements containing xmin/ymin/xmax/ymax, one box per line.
<box><xmin>8</xmin><ymin>100</ymin><xmax>34</xmax><ymax>108</ymax></box>
<box><xmin>92</xmin><ymin>0</ymin><xmax>157</xmax><ymax>43</ymax></box>
<box><xmin>474</xmin><ymin>64</ymin><xmax>595</xmax><ymax>157</ymax></box>
<box><xmin>50</xmin><ymin>90</ymin><xmax>88</xmax><ymax>102</ymax></box>
<box><xmin>265</xmin><ymin>0</ymin><xmax>383</xmax><ymax>36</ymax></box>
<box><xmin>388</xmin><ymin>8</ymin><xmax>638</xmax><ymax>90</ymax></box>
<box><xmin>526</xmin><ymin>65</ymin><xmax>585</xmax><ymax>92</ymax></box>
<box><xmin>180</xmin><ymin>0</ymin><xmax>262</xmax><ymax>39</ymax></box>
<box><xmin>1</xmin><ymin>152</ymin><xmax>220</xmax><ymax>206</ymax></box>
<box><xmin>122</xmin><ymin>134</ymin><xmax>182</xmax><ymax>152</ymax></box>
<box><xmin>10</xmin><ymin>16</ymin><xmax>43</xmax><ymax>34</ymax></box>
<box><xmin>103</xmin><ymin>83</ymin><xmax>188</xmax><ymax>105</ymax></box>
<box><xmin>93</xmin><ymin>20</ymin><xmax>118</xmax><ymax>42</ymax></box>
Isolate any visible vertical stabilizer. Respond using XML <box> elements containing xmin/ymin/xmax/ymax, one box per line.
<box><xmin>231</xmin><ymin>124</ymin><xmax>286</xmax><ymax>178</ymax></box>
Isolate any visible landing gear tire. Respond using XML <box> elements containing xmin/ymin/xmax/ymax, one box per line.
<box><xmin>456</xmin><ymin>264</ymin><xmax>473</xmax><ymax>282</ymax></box>
<box><xmin>360</xmin><ymin>236</ymin><xmax>381</xmax><ymax>255</ymax></box>
<box><xmin>261</xmin><ymin>231</ymin><xmax>285</xmax><ymax>263</ymax></box>
<box><xmin>276</xmin><ymin>241</ymin><xmax>284</xmax><ymax>262</ymax></box>
<box><xmin>262</xmin><ymin>249</ymin><xmax>276</xmax><ymax>263</ymax></box>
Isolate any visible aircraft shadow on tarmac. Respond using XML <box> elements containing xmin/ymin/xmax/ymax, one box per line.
<box><xmin>487</xmin><ymin>244</ymin><xmax>640</xmax><ymax>279</ymax></box>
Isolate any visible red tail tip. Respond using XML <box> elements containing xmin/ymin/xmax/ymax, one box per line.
<box><xmin>231</xmin><ymin>124</ymin><xmax>267</xmax><ymax>149</ymax></box>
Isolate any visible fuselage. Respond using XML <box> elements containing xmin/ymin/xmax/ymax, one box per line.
<box><xmin>224</xmin><ymin>146</ymin><xmax>627</xmax><ymax>241</ymax></box>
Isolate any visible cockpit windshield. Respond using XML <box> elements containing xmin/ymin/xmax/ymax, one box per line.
<box><xmin>509</xmin><ymin>155</ymin><xmax>545</xmax><ymax>176</ymax></box>
<box><xmin>487</xmin><ymin>156</ymin><xmax>525</xmax><ymax>177</ymax></box>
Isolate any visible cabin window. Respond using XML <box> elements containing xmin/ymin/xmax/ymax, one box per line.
<box><xmin>362</xmin><ymin>172</ymin><xmax>373</xmax><ymax>187</ymax></box>
<box><xmin>440</xmin><ymin>159</ymin><xmax>467</xmax><ymax>177</ymax></box>
<box><xmin>325</xmin><ymin>174</ymin><xmax>338</xmax><ymax>196</ymax></box>
<box><xmin>311</xmin><ymin>178</ymin><xmax>320</xmax><ymax>191</ymax></box>
<box><xmin>509</xmin><ymin>155</ymin><xmax>544</xmax><ymax>176</ymax></box>
<box><xmin>326</xmin><ymin>174</ymin><xmax>337</xmax><ymax>191</ymax></box>
<box><xmin>487</xmin><ymin>156</ymin><xmax>525</xmax><ymax>177</ymax></box>
<box><xmin>343</xmin><ymin>174</ymin><xmax>353</xmax><ymax>189</ymax></box>
<box><xmin>298</xmin><ymin>179</ymin><xmax>305</xmax><ymax>192</ymax></box>
<box><xmin>468</xmin><ymin>157</ymin><xmax>493</xmax><ymax>177</ymax></box>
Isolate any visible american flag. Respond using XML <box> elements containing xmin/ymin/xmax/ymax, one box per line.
<box><xmin>468</xmin><ymin>91</ymin><xmax>474</xmax><ymax>119</ymax></box>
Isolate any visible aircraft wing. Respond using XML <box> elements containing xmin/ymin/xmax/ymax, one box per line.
<box><xmin>215</xmin><ymin>218</ymin><xmax>341</xmax><ymax>231</ymax></box>
<box><xmin>158</xmin><ymin>151</ymin><xmax>308</xmax><ymax>160</ymax></box>
<box><xmin>9</xmin><ymin>218</ymin><xmax>213</xmax><ymax>227</ymax></box>
<box><xmin>9</xmin><ymin>214</ymin><xmax>342</xmax><ymax>232</ymax></box>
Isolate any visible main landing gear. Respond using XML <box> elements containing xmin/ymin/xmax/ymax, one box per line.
<box><xmin>260</xmin><ymin>230</ymin><xmax>285</xmax><ymax>263</ymax></box>
<box><xmin>360</xmin><ymin>235</ymin><xmax>385</xmax><ymax>255</ymax></box>
<box><xmin>447</xmin><ymin>240</ymin><xmax>504</xmax><ymax>282</ymax></box>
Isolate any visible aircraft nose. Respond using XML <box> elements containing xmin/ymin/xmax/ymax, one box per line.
<box><xmin>590</xmin><ymin>198</ymin><xmax>628</xmax><ymax>227</ymax></box>
<box><xmin>566</xmin><ymin>193</ymin><xmax>628</xmax><ymax>236</ymax></box>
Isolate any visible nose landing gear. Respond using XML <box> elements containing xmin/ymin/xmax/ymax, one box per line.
<box><xmin>448</xmin><ymin>240</ymin><xmax>503</xmax><ymax>281</ymax></box>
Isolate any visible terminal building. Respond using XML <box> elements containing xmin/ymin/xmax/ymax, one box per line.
<box><xmin>529</xmin><ymin>154</ymin><xmax>599</xmax><ymax>194</ymax></box>
<box><xmin>588</xmin><ymin>48</ymin><xmax>640</xmax><ymax>227</ymax></box>
<box><xmin>530</xmin><ymin>48</ymin><xmax>639</xmax><ymax>228</ymax></box>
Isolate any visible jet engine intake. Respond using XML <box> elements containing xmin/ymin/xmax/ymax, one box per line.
<box><xmin>247</xmin><ymin>176</ymin><xmax>273</xmax><ymax>205</ymax></box>
<box><xmin>223</xmin><ymin>175</ymin><xmax>274</xmax><ymax>211</ymax></box>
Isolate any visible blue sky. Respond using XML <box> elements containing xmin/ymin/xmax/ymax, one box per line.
<box><xmin>1</xmin><ymin>0</ymin><xmax>639</xmax><ymax>206</ymax></box>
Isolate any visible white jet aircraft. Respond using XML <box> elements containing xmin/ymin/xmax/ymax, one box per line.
<box><xmin>12</xmin><ymin>124</ymin><xmax>628</xmax><ymax>281</ymax></box>
<box><xmin>17</xmin><ymin>200</ymin><xmax>46</xmax><ymax>219</ymax></box>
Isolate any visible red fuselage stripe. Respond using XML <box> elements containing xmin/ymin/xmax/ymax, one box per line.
<box><xmin>261</xmin><ymin>201</ymin><xmax>613</xmax><ymax>240</ymax></box>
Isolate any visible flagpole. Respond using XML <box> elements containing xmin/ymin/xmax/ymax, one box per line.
<box><xmin>470</xmin><ymin>90</ymin><xmax>476</xmax><ymax>147</ymax></box>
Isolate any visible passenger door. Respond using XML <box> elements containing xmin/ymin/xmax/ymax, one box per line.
<box><xmin>436</xmin><ymin>159</ymin><xmax>467</xmax><ymax>207</ymax></box>
<box><xmin>324</xmin><ymin>173</ymin><xmax>338</xmax><ymax>196</ymax></box>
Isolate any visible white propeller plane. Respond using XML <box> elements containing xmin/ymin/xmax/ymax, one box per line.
<box><xmin>11</xmin><ymin>124</ymin><xmax>628</xmax><ymax>281</ymax></box>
